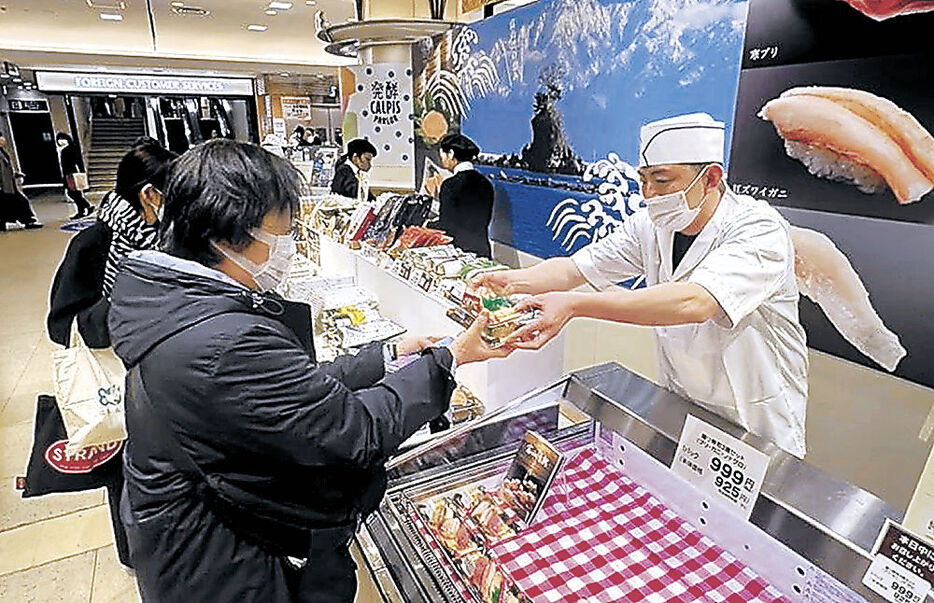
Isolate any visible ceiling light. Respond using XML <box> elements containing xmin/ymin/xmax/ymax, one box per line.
<box><xmin>268</xmin><ymin>1</ymin><xmax>293</xmax><ymax>9</ymax></box>
<box><xmin>305</xmin><ymin>0</ymin><xmax>316</xmax><ymax>5</ymax></box>
<box><xmin>279</xmin><ymin>72</ymin><xmax>290</xmax><ymax>77</ymax></box>
<box><xmin>170</xmin><ymin>1</ymin><xmax>184</xmax><ymax>6</ymax></box>
<box><xmin>12</xmin><ymin>76</ymin><xmax>22</xmax><ymax>82</ymax></box>
<box><xmin>100</xmin><ymin>13</ymin><xmax>124</xmax><ymax>21</ymax></box>
<box><xmin>265</xmin><ymin>9</ymin><xmax>277</xmax><ymax>15</ymax></box>
<box><xmin>247</xmin><ymin>24</ymin><xmax>268</xmax><ymax>31</ymax></box>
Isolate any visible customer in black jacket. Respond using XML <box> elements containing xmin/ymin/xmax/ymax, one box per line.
<box><xmin>108</xmin><ymin>140</ymin><xmax>512</xmax><ymax>602</ymax></box>
<box><xmin>48</xmin><ymin>141</ymin><xmax>177</xmax><ymax>349</ymax></box>
<box><xmin>0</xmin><ymin>134</ymin><xmax>42</xmax><ymax>230</ymax></box>
<box><xmin>433</xmin><ymin>133</ymin><xmax>494</xmax><ymax>257</ymax></box>
<box><xmin>56</xmin><ymin>132</ymin><xmax>93</xmax><ymax>219</ymax></box>
<box><xmin>330</xmin><ymin>137</ymin><xmax>376</xmax><ymax>199</ymax></box>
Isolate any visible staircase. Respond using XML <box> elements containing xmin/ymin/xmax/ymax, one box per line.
<box><xmin>86</xmin><ymin>118</ymin><xmax>146</xmax><ymax>194</ymax></box>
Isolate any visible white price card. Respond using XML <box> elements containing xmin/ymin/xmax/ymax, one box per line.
<box><xmin>862</xmin><ymin>555</ymin><xmax>929</xmax><ymax>603</ymax></box>
<box><xmin>672</xmin><ymin>415</ymin><xmax>769</xmax><ymax>520</ymax></box>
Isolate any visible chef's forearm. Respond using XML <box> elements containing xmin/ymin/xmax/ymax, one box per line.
<box><xmin>571</xmin><ymin>282</ymin><xmax>720</xmax><ymax>326</ymax></box>
<box><xmin>509</xmin><ymin>258</ymin><xmax>587</xmax><ymax>295</ymax></box>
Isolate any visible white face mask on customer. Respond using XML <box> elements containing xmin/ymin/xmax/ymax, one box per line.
<box><xmin>213</xmin><ymin>229</ymin><xmax>295</xmax><ymax>293</ymax></box>
<box><xmin>645</xmin><ymin>166</ymin><xmax>709</xmax><ymax>232</ymax></box>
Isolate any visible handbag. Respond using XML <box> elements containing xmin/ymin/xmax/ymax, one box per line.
<box><xmin>52</xmin><ymin>325</ymin><xmax>127</xmax><ymax>455</ymax></box>
<box><xmin>66</xmin><ymin>172</ymin><xmax>89</xmax><ymax>191</ymax></box>
<box><xmin>20</xmin><ymin>394</ymin><xmax>132</xmax><ymax>566</ymax></box>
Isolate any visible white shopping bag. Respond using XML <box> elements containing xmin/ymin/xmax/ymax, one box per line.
<box><xmin>52</xmin><ymin>326</ymin><xmax>127</xmax><ymax>455</ymax></box>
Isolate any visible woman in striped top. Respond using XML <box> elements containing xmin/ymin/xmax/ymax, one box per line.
<box><xmin>48</xmin><ymin>140</ymin><xmax>177</xmax><ymax>349</ymax></box>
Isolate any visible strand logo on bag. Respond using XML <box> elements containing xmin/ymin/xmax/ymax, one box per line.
<box><xmin>45</xmin><ymin>440</ymin><xmax>123</xmax><ymax>474</ymax></box>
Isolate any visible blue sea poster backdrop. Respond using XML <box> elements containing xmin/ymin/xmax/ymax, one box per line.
<box><xmin>448</xmin><ymin>0</ymin><xmax>750</xmax><ymax>258</ymax></box>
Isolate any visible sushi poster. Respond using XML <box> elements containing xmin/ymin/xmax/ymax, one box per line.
<box><xmin>730</xmin><ymin>0</ymin><xmax>934</xmax><ymax>388</ymax></box>
<box><xmin>502</xmin><ymin>431</ymin><xmax>563</xmax><ymax>527</ymax></box>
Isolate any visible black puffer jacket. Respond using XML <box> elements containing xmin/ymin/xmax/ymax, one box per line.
<box><xmin>108</xmin><ymin>251</ymin><xmax>455</xmax><ymax>602</ymax></box>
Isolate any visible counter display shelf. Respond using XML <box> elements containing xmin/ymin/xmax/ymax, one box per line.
<box><xmin>356</xmin><ymin>363</ymin><xmax>905</xmax><ymax>602</ymax></box>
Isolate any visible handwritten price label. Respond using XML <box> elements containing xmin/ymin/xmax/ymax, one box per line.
<box><xmin>672</xmin><ymin>415</ymin><xmax>769</xmax><ymax>520</ymax></box>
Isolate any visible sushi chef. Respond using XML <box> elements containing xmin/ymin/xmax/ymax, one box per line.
<box><xmin>473</xmin><ymin>112</ymin><xmax>810</xmax><ymax>457</ymax></box>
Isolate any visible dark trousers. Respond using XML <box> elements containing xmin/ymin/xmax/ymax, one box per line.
<box><xmin>0</xmin><ymin>191</ymin><xmax>37</xmax><ymax>225</ymax></box>
<box><xmin>65</xmin><ymin>187</ymin><xmax>92</xmax><ymax>213</ymax></box>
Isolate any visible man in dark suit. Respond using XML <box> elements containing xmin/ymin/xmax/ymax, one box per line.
<box><xmin>56</xmin><ymin>132</ymin><xmax>94</xmax><ymax>219</ymax></box>
<box><xmin>0</xmin><ymin>134</ymin><xmax>42</xmax><ymax>231</ymax></box>
<box><xmin>433</xmin><ymin>133</ymin><xmax>494</xmax><ymax>257</ymax></box>
<box><xmin>330</xmin><ymin>138</ymin><xmax>377</xmax><ymax>200</ymax></box>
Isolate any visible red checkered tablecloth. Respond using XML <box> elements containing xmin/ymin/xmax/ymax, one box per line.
<box><xmin>489</xmin><ymin>448</ymin><xmax>790</xmax><ymax>603</ymax></box>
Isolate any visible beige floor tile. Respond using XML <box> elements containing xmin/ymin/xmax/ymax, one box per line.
<box><xmin>0</xmin><ymin>479</ymin><xmax>106</xmax><ymax>532</ymax></box>
<box><xmin>0</xmin><ymin>505</ymin><xmax>115</xmax><ymax>576</ymax></box>
<box><xmin>0</xmin><ymin>421</ymin><xmax>34</xmax><ymax>480</ymax></box>
<box><xmin>90</xmin><ymin>545</ymin><xmax>140</xmax><ymax>603</ymax></box>
<box><xmin>0</xmin><ymin>550</ymin><xmax>95</xmax><ymax>603</ymax></box>
<box><xmin>0</xmin><ymin>392</ymin><xmax>39</xmax><ymax>428</ymax></box>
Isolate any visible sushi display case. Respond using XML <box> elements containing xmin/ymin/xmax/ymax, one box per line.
<box><xmin>355</xmin><ymin>363</ymin><xmax>911</xmax><ymax>602</ymax></box>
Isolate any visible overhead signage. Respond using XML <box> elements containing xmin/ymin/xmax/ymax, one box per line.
<box><xmin>672</xmin><ymin>415</ymin><xmax>770</xmax><ymax>520</ymax></box>
<box><xmin>8</xmin><ymin>99</ymin><xmax>49</xmax><ymax>112</ymax></box>
<box><xmin>35</xmin><ymin>71</ymin><xmax>254</xmax><ymax>96</ymax></box>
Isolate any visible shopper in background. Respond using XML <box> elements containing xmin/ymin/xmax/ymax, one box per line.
<box><xmin>0</xmin><ymin>134</ymin><xmax>42</xmax><ymax>231</ymax></box>
<box><xmin>289</xmin><ymin>125</ymin><xmax>306</xmax><ymax>147</ymax></box>
<box><xmin>472</xmin><ymin>113</ymin><xmax>809</xmax><ymax>457</ymax></box>
<box><xmin>48</xmin><ymin>140</ymin><xmax>178</xmax><ymax>349</ymax></box>
<box><xmin>431</xmin><ymin>133</ymin><xmax>494</xmax><ymax>257</ymax></box>
<box><xmin>330</xmin><ymin>137</ymin><xmax>377</xmax><ymax>199</ymax></box>
<box><xmin>56</xmin><ymin>132</ymin><xmax>94</xmax><ymax>219</ymax></box>
<box><xmin>108</xmin><ymin>139</ymin><xmax>512</xmax><ymax>602</ymax></box>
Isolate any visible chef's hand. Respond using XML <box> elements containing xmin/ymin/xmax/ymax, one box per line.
<box><xmin>449</xmin><ymin>311</ymin><xmax>515</xmax><ymax>365</ymax></box>
<box><xmin>505</xmin><ymin>292</ymin><xmax>579</xmax><ymax>350</ymax></box>
<box><xmin>396</xmin><ymin>334</ymin><xmax>443</xmax><ymax>357</ymax></box>
<box><xmin>468</xmin><ymin>270</ymin><xmax>516</xmax><ymax>296</ymax></box>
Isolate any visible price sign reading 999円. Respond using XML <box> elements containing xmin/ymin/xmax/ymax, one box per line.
<box><xmin>673</xmin><ymin>415</ymin><xmax>770</xmax><ymax>520</ymax></box>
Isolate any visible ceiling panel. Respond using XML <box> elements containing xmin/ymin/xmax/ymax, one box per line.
<box><xmin>0</xmin><ymin>0</ymin><xmax>357</xmax><ymax>71</ymax></box>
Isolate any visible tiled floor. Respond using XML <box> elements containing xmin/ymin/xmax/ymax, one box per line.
<box><xmin>0</xmin><ymin>193</ymin><xmax>383</xmax><ymax>602</ymax></box>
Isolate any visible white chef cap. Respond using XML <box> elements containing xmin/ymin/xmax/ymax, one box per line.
<box><xmin>639</xmin><ymin>113</ymin><xmax>725</xmax><ymax>167</ymax></box>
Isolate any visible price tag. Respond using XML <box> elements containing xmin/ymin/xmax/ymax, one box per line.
<box><xmin>863</xmin><ymin>555</ymin><xmax>929</xmax><ymax>603</ymax></box>
<box><xmin>866</xmin><ymin>519</ymin><xmax>934</xmax><ymax>603</ymax></box>
<box><xmin>672</xmin><ymin>415</ymin><xmax>769</xmax><ymax>520</ymax></box>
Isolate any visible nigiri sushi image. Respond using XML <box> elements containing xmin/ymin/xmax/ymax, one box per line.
<box><xmin>838</xmin><ymin>0</ymin><xmax>934</xmax><ymax>21</ymax></box>
<box><xmin>759</xmin><ymin>86</ymin><xmax>934</xmax><ymax>204</ymax></box>
<box><xmin>790</xmin><ymin>225</ymin><xmax>906</xmax><ymax>371</ymax></box>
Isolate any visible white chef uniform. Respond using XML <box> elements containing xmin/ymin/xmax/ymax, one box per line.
<box><xmin>572</xmin><ymin>113</ymin><xmax>809</xmax><ymax>457</ymax></box>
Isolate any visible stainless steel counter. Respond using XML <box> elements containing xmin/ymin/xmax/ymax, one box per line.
<box><xmin>356</xmin><ymin>363</ymin><xmax>907</xmax><ymax>602</ymax></box>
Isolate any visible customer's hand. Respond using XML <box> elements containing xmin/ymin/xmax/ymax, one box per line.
<box><xmin>396</xmin><ymin>334</ymin><xmax>443</xmax><ymax>357</ymax></box>
<box><xmin>449</xmin><ymin>311</ymin><xmax>515</xmax><ymax>365</ymax></box>
<box><xmin>469</xmin><ymin>269</ymin><xmax>516</xmax><ymax>296</ymax></box>
<box><xmin>504</xmin><ymin>292</ymin><xmax>579</xmax><ymax>350</ymax></box>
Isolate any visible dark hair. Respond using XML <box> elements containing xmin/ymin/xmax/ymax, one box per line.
<box><xmin>115</xmin><ymin>143</ymin><xmax>178</xmax><ymax>211</ymax></box>
<box><xmin>347</xmin><ymin>138</ymin><xmax>377</xmax><ymax>159</ymax></box>
<box><xmin>131</xmin><ymin>135</ymin><xmax>161</xmax><ymax>148</ymax></box>
<box><xmin>161</xmin><ymin>139</ymin><xmax>302</xmax><ymax>267</ymax></box>
<box><xmin>292</xmin><ymin>125</ymin><xmax>305</xmax><ymax>136</ymax></box>
<box><xmin>56</xmin><ymin>132</ymin><xmax>73</xmax><ymax>144</ymax></box>
<box><xmin>439</xmin><ymin>133</ymin><xmax>480</xmax><ymax>162</ymax></box>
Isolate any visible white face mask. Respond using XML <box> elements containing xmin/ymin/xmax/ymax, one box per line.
<box><xmin>57</xmin><ymin>140</ymin><xmax>68</xmax><ymax>148</ymax></box>
<box><xmin>213</xmin><ymin>229</ymin><xmax>295</xmax><ymax>293</ymax></box>
<box><xmin>644</xmin><ymin>166</ymin><xmax>709</xmax><ymax>232</ymax></box>
<box><xmin>156</xmin><ymin>204</ymin><xmax>165</xmax><ymax>223</ymax></box>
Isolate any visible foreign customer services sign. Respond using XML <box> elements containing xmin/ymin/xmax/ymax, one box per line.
<box><xmin>35</xmin><ymin>71</ymin><xmax>254</xmax><ymax>96</ymax></box>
